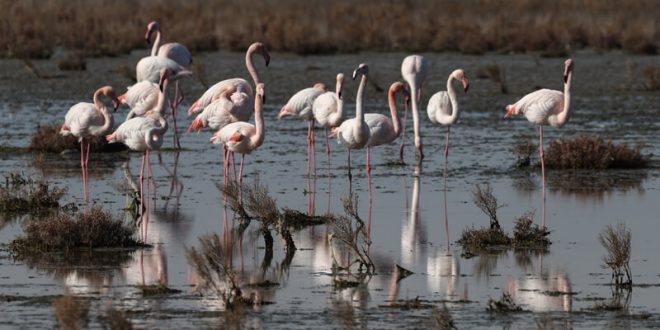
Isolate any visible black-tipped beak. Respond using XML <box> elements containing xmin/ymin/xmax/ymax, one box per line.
<box><xmin>352</xmin><ymin>70</ymin><xmax>358</xmax><ymax>80</ymax></box>
<box><xmin>563</xmin><ymin>74</ymin><xmax>568</xmax><ymax>84</ymax></box>
<box><xmin>463</xmin><ymin>78</ymin><xmax>470</xmax><ymax>93</ymax></box>
<box><xmin>262</xmin><ymin>93</ymin><xmax>266</xmax><ymax>105</ymax></box>
<box><xmin>338</xmin><ymin>91</ymin><xmax>342</xmax><ymax>99</ymax></box>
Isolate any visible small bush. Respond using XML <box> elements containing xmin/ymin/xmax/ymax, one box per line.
<box><xmin>512</xmin><ymin>140</ymin><xmax>536</xmax><ymax>168</ymax></box>
<box><xmin>29</xmin><ymin>124</ymin><xmax>125</xmax><ymax>154</ymax></box>
<box><xmin>598</xmin><ymin>223</ymin><xmax>632</xmax><ymax>288</ymax></box>
<box><xmin>544</xmin><ymin>135</ymin><xmax>648</xmax><ymax>169</ymax></box>
<box><xmin>512</xmin><ymin>211</ymin><xmax>551</xmax><ymax>248</ymax></box>
<box><xmin>10</xmin><ymin>206</ymin><xmax>142</xmax><ymax>253</ymax></box>
<box><xmin>458</xmin><ymin>226</ymin><xmax>511</xmax><ymax>252</ymax></box>
<box><xmin>472</xmin><ymin>183</ymin><xmax>504</xmax><ymax>230</ymax></box>
<box><xmin>487</xmin><ymin>292</ymin><xmax>523</xmax><ymax>313</ymax></box>
<box><xmin>0</xmin><ymin>172</ymin><xmax>66</xmax><ymax>214</ymax></box>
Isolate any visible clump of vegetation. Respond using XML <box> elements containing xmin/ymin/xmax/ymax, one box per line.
<box><xmin>512</xmin><ymin>139</ymin><xmax>536</xmax><ymax>168</ymax></box>
<box><xmin>52</xmin><ymin>295</ymin><xmax>89</xmax><ymax>330</ymax></box>
<box><xmin>139</xmin><ymin>284</ymin><xmax>181</xmax><ymax>296</ymax></box>
<box><xmin>329</xmin><ymin>194</ymin><xmax>375</xmax><ymax>276</ymax></box>
<box><xmin>598</xmin><ymin>223</ymin><xmax>632</xmax><ymax>288</ymax></box>
<box><xmin>28</xmin><ymin>124</ymin><xmax>125</xmax><ymax>154</ymax></box>
<box><xmin>432</xmin><ymin>304</ymin><xmax>456</xmax><ymax>330</ymax></box>
<box><xmin>0</xmin><ymin>172</ymin><xmax>67</xmax><ymax>214</ymax></box>
<box><xmin>544</xmin><ymin>135</ymin><xmax>649</xmax><ymax>169</ymax></box>
<box><xmin>10</xmin><ymin>206</ymin><xmax>142</xmax><ymax>253</ymax></box>
<box><xmin>487</xmin><ymin>292</ymin><xmax>524</xmax><ymax>313</ymax></box>
<box><xmin>642</xmin><ymin>64</ymin><xmax>660</xmax><ymax>90</ymax></box>
<box><xmin>512</xmin><ymin>211</ymin><xmax>551</xmax><ymax>248</ymax></box>
<box><xmin>459</xmin><ymin>184</ymin><xmax>550</xmax><ymax>255</ymax></box>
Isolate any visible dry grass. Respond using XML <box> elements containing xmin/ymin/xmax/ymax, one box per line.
<box><xmin>512</xmin><ymin>211</ymin><xmax>551</xmax><ymax>249</ymax></box>
<box><xmin>52</xmin><ymin>295</ymin><xmax>89</xmax><ymax>330</ymax></box>
<box><xmin>0</xmin><ymin>0</ymin><xmax>657</xmax><ymax>58</ymax></box>
<box><xmin>10</xmin><ymin>206</ymin><xmax>142</xmax><ymax>253</ymax></box>
<box><xmin>544</xmin><ymin>135</ymin><xmax>648</xmax><ymax>169</ymax></box>
<box><xmin>472</xmin><ymin>183</ymin><xmax>504</xmax><ymax>230</ymax></box>
<box><xmin>0</xmin><ymin>172</ymin><xmax>67</xmax><ymax>214</ymax></box>
<box><xmin>29</xmin><ymin>124</ymin><xmax>126</xmax><ymax>154</ymax></box>
<box><xmin>487</xmin><ymin>292</ymin><xmax>524</xmax><ymax>313</ymax></box>
<box><xmin>598</xmin><ymin>223</ymin><xmax>632</xmax><ymax>288</ymax></box>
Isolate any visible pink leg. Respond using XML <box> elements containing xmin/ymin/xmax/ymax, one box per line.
<box><xmin>80</xmin><ymin>140</ymin><xmax>87</xmax><ymax>204</ymax></box>
<box><xmin>147</xmin><ymin>150</ymin><xmax>156</xmax><ymax>205</ymax></box>
<box><xmin>347</xmin><ymin>149</ymin><xmax>352</xmax><ymax>192</ymax></box>
<box><xmin>85</xmin><ymin>140</ymin><xmax>91</xmax><ymax>202</ymax></box>
<box><xmin>539</xmin><ymin>126</ymin><xmax>546</xmax><ymax>229</ymax></box>
<box><xmin>238</xmin><ymin>154</ymin><xmax>245</xmax><ymax>187</ymax></box>
<box><xmin>310</xmin><ymin>120</ymin><xmax>316</xmax><ymax>178</ymax></box>
<box><xmin>139</xmin><ymin>151</ymin><xmax>146</xmax><ymax>214</ymax></box>
<box><xmin>399</xmin><ymin>99</ymin><xmax>409</xmax><ymax>163</ymax></box>
<box><xmin>366</xmin><ymin>147</ymin><xmax>373</xmax><ymax>238</ymax></box>
<box><xmin>222</xmin><ymin>145</ymin><xmax>229</xmax><ymax>186</ymax></box>
<box><xmin>443</xmin><ymin>126</ymin><xmax>451</xmax><ymax>250</ymax></box>
<box><xmin>306</xmin><ymin>121</ymin><xmax>312</xmax><ymax>179</ymax></box>
<box><xmin>324</xmin><ymin>128</ymin><xmax>331</xmax><ymax>165</ymax></box>
<box><xmin>171</xmin><ymin>81</ymin><xmax>182</xmax><ymax>149</ymax></box>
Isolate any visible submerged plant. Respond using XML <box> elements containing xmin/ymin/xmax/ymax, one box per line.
<box><xmin>512</xmin><ymin>211</ymin><xmax>551</xmax><ymax>249</ymax></box>
<box><xmin>0</xmin><ymin>172</ymin><xmax>67</xmax><ymax>214</ymax></box>
<box><xmin>487</xmin><ymin>292</ymin><xmax>524</xmax><ymax>313</ymax></box>
<box><xmin>329</xmin><ymin>194</ymin><xmax>375</xmax><ymax>276</ymax></box>
<box><xmin>10</xmin><ymin>206</ymin><xmax>142</xmax><ymax>253</ymax></box>
<box><xmin>598</xmin><ymin>223</ymin><xmax>632</xmax><ymax>288</ymax></box>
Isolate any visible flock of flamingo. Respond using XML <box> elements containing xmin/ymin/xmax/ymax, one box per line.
<box><xmin>59</xmin><ymin>21</ymin><xmax>574</xmax><ymax>227</ymax></box>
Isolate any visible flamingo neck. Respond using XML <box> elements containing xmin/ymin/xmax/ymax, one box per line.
<box><xmin>155</xmin><ymin>79</ymin><xmax>169</xmax><ymax>115</ymax></box>
<box><xmin>246</xmin><ymin>47</ymin><xmax>261</xmax><ymax>87</ymax></box>
<box><xmin>409</xmin><ymin>80</ymin><xmax>421</xmax><ymax>146</ymax></box>
<box><xmin>447</xmin><ymin>75</ymin><xmax>460</xmax><ymax>123</ymax></box>
<box><xmin>388</xmin><ymin>88</ymin><xmax>401</xmax><ymax>137</ymax></box>
<box><xmin>355</xmin><ymin>74</ymin><xmax>367</xmax><ymax>121</ymax></box>
<box><xmin>252</xmin><ymin>96</ymin><xmax>265</xmax><ymax>148</ymax></box>
<box><xmin>557</xmin><ymin>71</ymin><xmax>572</xmax><ymax>127</ymax></box>
<box><xmin>90</xmin><ymin>89</ymin><xmax>114</xmax><ymax>136</ymax></box>
<box><xmin>151</xmin><ymin>30</ymin><xmax>162</xmax><ymax>56</ymax></box>
<box><xmin>146</xmin><ymin>115</ymin><xmax>168</xmax><ymax>150</ymax></box>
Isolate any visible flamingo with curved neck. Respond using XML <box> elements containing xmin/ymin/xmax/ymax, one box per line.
<box><xmin>401</xmin><ymin>54</ymin><xmax>429</xmax><ymax>164</ymax></box>
<box><xmin>505</xmin><ymin>58</ymin><xmax>574</xmax><ymax>228</ymax></box>
<box><xmin>61</xmin><ymin>86</ymin><xmax>119</xmax><ymax>203</ymax></box>
<box><xmin>313</xmin><ymin>73</ymin><xmax>345</xmax><ymax>162</ymax></box>
<box><xmin>145</xmin><ymin>21</ymin><xmax>192</xmax><ymax>68</ymax></box>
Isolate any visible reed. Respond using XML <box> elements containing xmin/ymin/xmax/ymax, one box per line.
<box><xmin>0</xmin><ymin>0</ymin><xmax>656</xmax><ymax>58</ymax></box>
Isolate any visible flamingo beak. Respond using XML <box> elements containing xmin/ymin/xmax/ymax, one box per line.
<box><xmin>563</xmin><ymin>73</ymin><xmax>568</xmax><ymax>84</ymax></box>
<box><xmin>462</xmin><ymin>77</ymin><xmax>470</xmax><ymax>93</ymax></box>
<box><xmin>504</xmin><ymin>105</ymin><xmax>515</xmax><ymax>118</ymax></box>
<box><xmin>338</xmin><ymin>91</ymin><xmax>342</xmax><ymax>99</ymax></box>
<box><xmin>144</xmin><ymin>30</ymin><xmax>152</xmax><ymax>45</ymax></box>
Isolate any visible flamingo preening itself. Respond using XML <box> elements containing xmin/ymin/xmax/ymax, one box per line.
<box><xmin>60</xmin><ymin>86</ymin><xmax>120</xmax><ymax>203</ymax></box>
<box><xmin>313</xmin><ymin>73</ymin><xmax>345</xmax><ymax>165</ymax></box>
<box><xmin>505</xmin><ymin>59</ymin><xmax>574</xmax><ymax>228</ymax></box>
<box><xmin>400</xmin><ymin>55</ymin><xmax>429</xmax><ymax>164</ymax></box>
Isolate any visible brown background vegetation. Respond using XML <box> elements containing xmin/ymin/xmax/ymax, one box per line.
<box><xmin>0</xmin><ymin>0</ymin><xmax>658</xmax><ymax>58</ymax></box>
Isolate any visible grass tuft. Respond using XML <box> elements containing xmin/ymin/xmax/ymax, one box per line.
<box><xmin>598</xmin><ymin>223</ymin><xmax>632</xmax><ymax>288</ymax></box>
<box><xmin>29</xmin><ymin>124</ymin><xmax>127</xmax><ymax>154</ymax></box>
<box><xmin>544</xmin><ymin>135</ymin><xmax>649</xmax><ymax>169</ymax></box>
<box><xmin>512</xmin><ymin>211</ymin><xmax>551</xmax><ymax>248</ymax></box>
<box><xmin>487</xmin><ymin>292</ymin><xmax>524</xmax><ymax>313</ymax></box>
<box><xmin>0</xmin><ymin>172</ymin><xmax>67</xmax><ymax>214</ymax></box>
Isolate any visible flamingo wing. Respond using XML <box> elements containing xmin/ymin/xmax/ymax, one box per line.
<box><xmin>136</xmin><ymin>56</ymin><xmax>188</xmax><ymax>83</ymax></box>
<box><xmin>515</xmin><ymin>89</ymin><xmax>564</xmax><ymax>125</ymax></box>
<box><xmin>279</xmin><ymin>87</ymin><xmax>324</xmax><ymax>120</ymax></box>
<box><xmin>157</xmin><ymin>42</ymin><xmax>192</xmax><ymax>68</ymax></box>
<box><xmin>212</xmin><ymin>122</ymin><xmax>256</xmax><ymax>154</ymax></box>
<box><xmin>312</xmin><ymin>92</ymin><xmax>341</xmax><ymax>128</ymax></box>
<box><xmin>122</xmin><ymin>81</ymin><xmax>163</xmax><ymax>118</ymax></box>
<box><xmin>62</xmin><ymin>102</ymin><xmax>101</xmax><ymax>138</ymax></box>
<box><xmin>365</xmin><ymin>113</ymin><xmax>395</xmax><ymax>147</ymax></box>
<box><xmin>188</xmin><ymin>78</ymin><xmax>253</xmax><ymax>116</ymax></box>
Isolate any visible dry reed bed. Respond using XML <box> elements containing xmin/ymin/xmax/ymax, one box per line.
<box><xmin>0</xmin><ymin>0</ymin><xmax>657</xmax><ymax>58</ymax></box>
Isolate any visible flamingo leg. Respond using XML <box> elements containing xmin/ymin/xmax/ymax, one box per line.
<box><xmin>170</xmin><ymin>81</ymin><xmax>182</xmax><ymax>149</ymax></box>
<box><xmin>324</xmin><ymin>128</ymin><xmax>331</xmax><ymax>165</ymax></box>
<box><xmin>222</xmin><ymin>145</ymin><xmax>229</xmax><ymax>186</ymax></box>
<box><xmin>399</xmin><ymin>99</ymin><xmax>409</xmax><ymax>163</ymax></box>
<box><xmin>139</xmin><ymin>150</ymin><xmax>146</xmax><ymax>215</ymax></box>
<box><xmin>306</xmin><ymin>121</ymin><xmax>312</xmax><ymax>179</ymax></box>
<box><xmin>347</xmin><ymin>149</ymin><xmax>352</xmax><ymax>193</ymax></box>
<box><xmin>443</xmin><ymin>125</ymin><xmax>451</xmax><ymax>250</ymax></box>
<box><xmin>366</xmin><ymin>147</ymin><xmax>373</xmax><ymax>239</ymax></box>
<box><xmin>85</xmin><ymin>140</ymin><xmax>91</xmax><ymax>202</ymax></box>
<box><xmin>147</xmin><ymin>149</ymin><xmax>156</xmax><ymax>206</ymax></box>
<box><xmin>310</xmin><ymin>120</ymin><xmax>316</xmax><ymax>178</ymax></box>
<box><xmin>79</xmin><ymin>139</ymin><xmax>87</xmax><ymax>204</ymax></box>
<box><xmin>238</xmin><ymin>154</ymin><xmax>245</xmax><ymax>187</ymax></box>
<box><xmin>539</xmin><ymin>126</ymin><xmax>546</xmax><ymax>229</ymax></box>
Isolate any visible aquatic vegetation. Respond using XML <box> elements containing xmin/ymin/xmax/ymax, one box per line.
<box><xmin>0</xmin><ymin>172</ymin><xmax>67</xmax><ymax>214</ymax></box>
<box><xmin>10</xmin><ymin>206</ymin><xmax>142</xmax><ymax>253</ymax></box>
<box><xmin>598</xmin><ymin>223</ymin><xmax>632</xmax><ymax>288</ymax></box>
<box><xmin>512</xmin><ymin>139</ymin><xmax>536</xmax><ymax>168</ymax></box>
<box><xmin>487</xmin><ymin>292</ymin><xmax>524</xmax><ymax>313</ymax></box>
<box><xmin>0</xmin><ymin>0</ymin><xmax>656</xmax><ymax>58</ymax></box>
<box><xmin>330</xmin><ymin>194</ymin><xmax>375</xmax><ymax>275</ymax></box>
<box><xmin>139</xmin><ymin>284</ymin><xmax>181</xmax><ymax>296</ymax></box>
<box><xmin>471</xmin><ymin>183</ymin><xmax>504</xmax><ymax>230</ymax></box>
<box><xmin>432</xmin><ymin>304</ymin><xmax>456</xmax><ymax>330</ymax></box>
<box><xmin>458</xmin><ymin>226</ymin><xmax>511</xmax><ymax>254</ymax></box>
<box><xmin>512</xmin><ymin>212</ymin><xmax>551</xmax><ymax>249</ymax></box>
<box><xmin>526</xmin><ymin>135</ymin><xmax>649</xmax><ymax>170</ymax></box>
<box><xmin>28</xmin><ymin>124</ymin><xmax>125</xmax><ymax>154</ymax></box>
<box><xmin>52</xmin><ymin>295</ymin><xmax>89</xmax><ymax>330</ymax></box>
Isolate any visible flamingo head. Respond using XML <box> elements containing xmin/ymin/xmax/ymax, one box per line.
<box><xmin>563</xmin><ymin>59</ymin><xmax>573</xmax><ymax>83</ymax></box>
<box><xmin>158</xmin><ymin>68</ymin><xmax>170</xmax><ymax>92</ymax></box>
<box><xmin>352</xmin><ymin>63</ymin><xmax>369</xmax><ymax>80</ymax></box>
<box><xmin>504</xmin><ymin>104</ymin><xmax>518</xmax><ymax>118</ymax></box>
<box><xmin>145</xmin><ymin>21</ymin><xmax>160</xmax><ymax>44</ymax></box>
<box><xmin>117</xmin><ymin>93</ymin><xmax>127</xmax><ymax>105</ymax></box>
<box><xmin>313</xmin><ymin>82</ymin><xmax>328</xmax><ymax>92</ymax></box>
<box><xmin>99</xmin><ymin>86</ymin><xmax>120</xmax><ymax>111</ymax></box>
<box><xmin>389</xmin><ymin>81</ymin><xmax>409</xmax><ymax>100</ymax></box>
<box><xmin>249</xmin><ymin>42</ymin><xmax>270</xmax><ymax>67</ymax></box>
<box><xmin>451</xmin><ymin>69</ymin><xmax>470</xmax><ymax>93</ymax></box>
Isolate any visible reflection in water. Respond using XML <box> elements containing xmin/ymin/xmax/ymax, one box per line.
<box><xmin>506</xmin><ymin>271</ymin><xmax>572</xmax><ymax>312</ymax></box>
<box><xmin>426</xmin><ymin>247</ymin><xmax>460</xmax><ymax>300</ymax></box>
<box><xmin>401</xmin><ymin>169</ymin><xmax>426</xmax><ymax>267</ymax></box>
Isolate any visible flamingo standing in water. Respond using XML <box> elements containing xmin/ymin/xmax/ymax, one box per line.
<box><xmin>400</xmin><ymin>55</ymin><xmax>429</xmax><ymax>163</ymax></box>
<box><xmin>60</xmin><ymin>86</ymin><xmax>120</xmax><ymax>203</ymax></box>
<box><xmin>210</xmin><ymin>83</ymin><xmax>266</xmax><ymax>186</ymax></box>
<box><xmin>313</xmin><ymin>73</ymin><xmax>345</xmax><ymax>165</ymax></box>
<box><xmin>107</xmin><ymin>70</ymin><xmax>171</xmax><ymax>212</ymax></box>
<box><xmin>278</xmin><ymin>82</ymin><xmax>328</xmax><ymax>178</ymax></box>
<box><xmin>332</xmin><ymin>63</ymin><xmax>371</xmax><ymax>187</ymax></box>
<box><xmin>505</xmin><ymin>59</ymin><xmax>574</xmax><ymax>228</ymax></box>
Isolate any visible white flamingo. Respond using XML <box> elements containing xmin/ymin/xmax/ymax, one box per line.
<box><xmin>60</xmin><ymin>86</ymin><xmax>119</xmax><ymax>202</ymax></box>
<box><xmin>145</xmin><ymin>21</ymin><xmax>192</xmax><ymax>69</ymax></box>
<box><xmin>278</xmin><ymin>82</ymin><xmax>328</xmax><ymax>178</ymax></box>
<box><xmin>427</xmin><ymin>69</ymin><xmax>469</xmax><ymax>179</ymax></box>
<box><xmin>401</xmin><ymin>55</ymin><xmax>429</xmax><ymax>163</ymax></box>
<box><xmin>107</xmin><ymin>70</ymin><xmax>171</xmax><ymax>212</ymax></box>
<box><xmin>187</xmin><ymin>42</ymin><xmax>270</xmax><ymax>121</ymax></box>
<box><xmin>505</xmin><ymin>59</ymin><xmax>574</xmax><ymax>228</ymax></box>
<box><xmin>331</xmin><ymin>63</ymin><xmax>371</xmax><ymax>185</ymax></box>
<box><xmin>313</xmin><ymin>73</ymin><xmax>345</xmax><ymax>163</ymax></box>
<box><xmin>210</xmin><ymin>83</ymin><xmax>266</xmax><ymax>185</ymax></box>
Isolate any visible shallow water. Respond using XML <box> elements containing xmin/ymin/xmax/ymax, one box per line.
<box><xmin>1</xmin><ymin>50</ymin><xmax>660</xmax><ymax>328</ymax></box>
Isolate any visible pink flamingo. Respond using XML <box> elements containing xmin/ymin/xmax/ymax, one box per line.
<box><xmin>312</xmin><ymin>73</ymin><xmax>345</xmax><ymax>164</ymax></box>
<box><xmin>332</xmin><ymin>63</ymin><xmax>371</xmax><ymax>187</ymax></box>
<box><xmin>278</xmin><ymin>82</ymin><xmax>328</xmax><ymax>178</ymax></box>
<box><xmin>145</xmin><ymin>21</ymin><xmax>192</xmax><ymax>69</ymax></box>
<box><xmin>427</xmin><ymin>69</ymin><xmax>469</xmax><ymax>178</ymax></box>
<box><xmin>60</xmin><ymin>86</ymin><xmax>119</xmax><ymax>203</ymax></box>
<box><xmin>400</xmin><ymin>55</ymin><xmax>429</xmax><ymax>163</ymax></box>
<box><xmin>505</xmin><ymin>59</ymin><xmax>574</xmax><ymax>228</ymax></box>
<box><xmin>107</xmin><ymin>70</ymin><xmax>171</xmax><ymax>213</ymax></box>
<box><xmin>187</xmin><ymin>84</ymin><xmax>240</xmax><ymax>132</ymax></box>
<box><xmin>210</xmin><ymin>83</ymin><xmax>266</xmax><ymax>186</ymax></box>
<box><xmin>188</xmin><ymin>42</ymin><xmax>270</xmax><ymax>120</ymax></box>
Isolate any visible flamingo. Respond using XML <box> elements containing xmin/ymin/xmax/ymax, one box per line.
<box><xmin>187</xmin><ymin>84</ymin><xmax>240</xmax><ymax>131</ymax></box>
<box><xmin>119</xmin><ymin>79</ymin><xmax>171</xmax><ymax>121</ymax></box>
<box><xmin>60</xmin><ymin>86</ymin><xmax>119</xmax><ymax>203</ymax></box>
<box><xmin>313</xmin><ymin>73</ymin><xmax>345</xmax><ymax>164</ymax></box>
<box><xmin>210</xmin><ymin>83</ymin><xmax>266</xmax><ymax>186</ymax></box>
<box><xmin>331</xmin><ymin>63</ymin><xmax>371</xmax><ymax>186</ymax></box>
<box><xmin>364</xmin><ymin>81</ymin><xmax>410</xmax><ymax>175</ymax></box>
<box><xmin>401</xmin><ymin>55</ymin><xmax>429</xmax><ymax>163</ymax></box>
<box><xmin>107</xmin><ymin>70</ymin><xmax>171</xmax><ymax>213</ymax></box>
<box><xmin>505</xmin><ymin>59</ymin><xmax>574</xmax><ymax>228</ymax></box>
<box><xmin>427</xmin><ymin>69</ymin><xmax>469</xmax><ymax>179</ymax></box>
<box><xmin>278</xmin><ymin>82</ymin><xmax>328</xmax><ymax>178</ymax></box>
<box><xmin>145</xmin><ymin>21</ymin><xmax>192</xmax><ymax>69</ymax></box>
<box><xmin>187</xmin><ymin>42</ymin><xmax>270</xmax><ymax>120</ymax></box>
